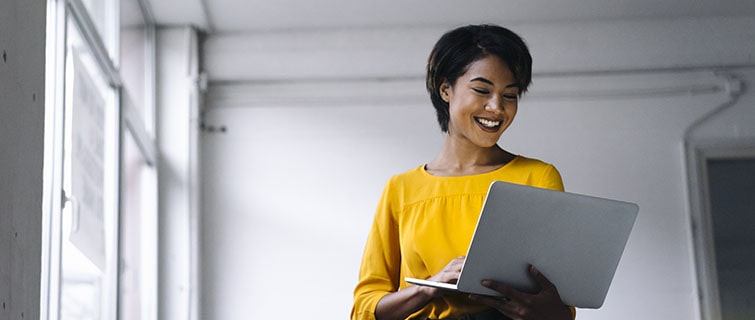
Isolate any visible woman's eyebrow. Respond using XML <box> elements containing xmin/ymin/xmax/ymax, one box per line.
<box><xmin>469</xmin><ymin>77</ymin><xmax>494</xmax><ymax>85</ymax></box>
<box><xmin>470</xmin><ymin>77</ymin><xmax>518</xmax><ymax>88</ymax></box>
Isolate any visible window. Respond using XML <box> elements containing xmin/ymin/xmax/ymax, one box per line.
<box><xmin>42</xmin><ymin>0</ymin><xmax>157</xmax><ymax>319</ymax></box>
<box><xmin>60</xmin><ymin>16</ymin><xmax>119</xmax><ymax>319</ymax></box>
<box><xmin>118</xmin><ymin>0</ymin><xmax>157</xmax><ymax>319</ymax></box>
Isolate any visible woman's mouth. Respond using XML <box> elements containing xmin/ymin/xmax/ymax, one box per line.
<box><xmin>475</xmin><ymin>117</ymin><xmax>501</xmax><ymax>131</ymax></box>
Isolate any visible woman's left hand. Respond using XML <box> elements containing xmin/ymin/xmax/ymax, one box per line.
<box><xmin>468</xmin><ymin>265</ymin><xmax>572</xmax><ymax>320</ymax></box>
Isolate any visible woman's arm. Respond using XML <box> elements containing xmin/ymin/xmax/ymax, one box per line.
<box><xmin>374</xmin><ymin>286</ymin><xmax>433</xmax><ymax>320</ymax></box>
<box><xmin>374</xmin><ymin>257</ymin><xmax>465</xmax><ymax>320</ymax></box>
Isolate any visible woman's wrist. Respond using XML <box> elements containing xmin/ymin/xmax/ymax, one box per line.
<box><xmin>411</xmin><ymin>284</ymin><xmax>435</xmax><ymax>303</ymax></box>
<box><xmin>375</xmin><ymin>285</ymin><xmax>435</xmax><ymax>320</ymax></box>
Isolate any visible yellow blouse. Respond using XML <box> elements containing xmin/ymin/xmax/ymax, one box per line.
<box><xmin>351</xmin><ymin>155</ymin><xmax>567</xmax><ymax>319</ymax></box>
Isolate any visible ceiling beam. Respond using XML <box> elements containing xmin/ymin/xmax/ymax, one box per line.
<box><xmin>147</xmin><ymin>0</ymin><xmax>211</xmax><ymax>31</ymax></box>
<box><xmin>202</xmin><ymin>17</ymin><xmax>755</xmax><ymax>83</ymax></box>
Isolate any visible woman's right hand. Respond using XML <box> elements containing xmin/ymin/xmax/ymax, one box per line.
<box><xmin>375</xmin><ymin>256</ymin><xmax>466</xmax><ymax>320</ymax></box>
<box><xmin>420</xmin><ymin>256</ymin><xmax>466</xmax><ymax>298</ymax></box>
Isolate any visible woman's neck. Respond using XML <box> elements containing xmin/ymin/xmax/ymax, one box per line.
<box><xmin>426</xmin><ymin>137</ymin><xmax>515</xmax><ymax>176</ymax></box>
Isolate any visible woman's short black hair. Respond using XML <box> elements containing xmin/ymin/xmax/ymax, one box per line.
<box><xmin>426</xmin><ymin>24</ymin><xmax>533</xmax><ymax>132</ymax></box>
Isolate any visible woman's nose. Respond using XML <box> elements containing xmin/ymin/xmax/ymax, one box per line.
<box><xmin>485</xmin><ymin>96</ymin><xmax>503</xmax><ymax>112</ymax></box>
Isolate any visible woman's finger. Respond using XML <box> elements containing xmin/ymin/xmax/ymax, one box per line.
<box><xmin>427</xmin><ymin>257</ymin><xmax>466</xmax><ymax>284</ymax></box>
<box><xmin>481</xmin><ymin>279</ymin><xmax>525</xmax><ymax>301</ymax></box>
<box><xmin>468</xmin><ymin>294</ymin><xmax>520</xmax><ymax>317</ymax></box>
<box><xmin>528</xmin><ymin>265</ymin><xmax>556</xmax><ymax>291</ymax></box>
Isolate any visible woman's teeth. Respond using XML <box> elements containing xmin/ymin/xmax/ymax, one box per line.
<box><xmin>477</xmin><ymin>118</ymin><xmax>500</xmax><ymax>128</ymax></box>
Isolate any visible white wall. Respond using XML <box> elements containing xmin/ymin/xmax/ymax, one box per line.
<box><xmin>200</xmin><ymin>17</ymin><xmax>755</xmax><ymax>319</ymax></box>
<box><xmin>0</xmin><ymin>1</ymin><xmax>46</xmax><ymax>320</ymax></box>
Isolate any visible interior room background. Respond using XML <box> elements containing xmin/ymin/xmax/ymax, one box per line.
<box><xmin>2</xmin><ymin>1</ymin><xmax>754</xmax><ymax>319</ymax></box>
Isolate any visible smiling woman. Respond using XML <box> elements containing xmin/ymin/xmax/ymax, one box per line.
<box><xmin>351</xmin><ymin>24</ymin><xmax>575</xmax><ymax>320</ymax></box>
<box><xmin>425</xmin><ymin>24</ymin><xmax>531</xmax><ymax>135</ymax></box>
<box><xmin>438</xmin><ymin>56</ymin><xmax>520</xmax><ymax>153</ymax></box>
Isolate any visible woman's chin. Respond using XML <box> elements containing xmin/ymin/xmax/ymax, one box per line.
<box><xmin>474</xmin><ymin>140</ymin><xmax>501</xmax><ymax>149</ymax></box>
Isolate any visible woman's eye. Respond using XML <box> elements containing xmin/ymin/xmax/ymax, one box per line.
<box><xmin>472</xmin><ymin>88</ymin><xmax>489</xmax><ymax>94</ymax></box>
<box><xmin>503</xmin><ymin>94</ymin><xmax>518</xmax><ymax>101</ymax></box>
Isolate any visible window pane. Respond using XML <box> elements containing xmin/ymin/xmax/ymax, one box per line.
<box><xmin>79</xmin><ymin>0</ymin><xmax>117</xmax><ymax>62</ymax></box>
<box><xmin>61</xmin><ymin>17</ymin><xmax>118</xmax><ymax>320</ymax></box>
<box><xmin>118</xmin><ymin>3</ymin><xmax>157</xmax><ymax>319</ymax></box>
<box><xmin>120</xmin><ymin>0</ymin><xmax>147</xmax><ymax>126</ymax></box>
<box><xmin>119</xmin><ymin>129</ymin><xmax>157</xmax><ymax>320</ymax></box>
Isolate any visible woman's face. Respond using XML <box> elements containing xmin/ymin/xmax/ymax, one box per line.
<box><xmin>440</xmin><ymin>55</ymin><xmax>519</xmax><ymax>148</ymax></box>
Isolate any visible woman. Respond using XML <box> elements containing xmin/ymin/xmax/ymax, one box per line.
<box><xmin>351</xmin><ymin>24</ymin><xmax>575</xmax><ymax>320</ymax></box>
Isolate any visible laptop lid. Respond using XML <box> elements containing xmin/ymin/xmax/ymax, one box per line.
<box><xmin>455</xmin><ymin>181</ymin><xmax>638</xmax><ymax>309</ymax></box>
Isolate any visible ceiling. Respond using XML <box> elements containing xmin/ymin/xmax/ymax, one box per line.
<box><xmin>147</xmin><ymin>0</ymin><xmax>755</xmax><ymax>33</ymax></box>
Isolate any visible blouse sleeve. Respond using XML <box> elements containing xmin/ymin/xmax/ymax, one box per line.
<box><xmin>351</xmin><ymin>179</ymin><xmax>402</xmax><ymax>320</ymax></box>
<box><xmin>539</xmin><ymin>164</ymin><xmax>565</xmax><ymax>192</ymax></box>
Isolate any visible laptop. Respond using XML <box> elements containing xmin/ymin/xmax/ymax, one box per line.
<box><xmin>405</xmin><ymin>180</ymin><xmax>639</xmax><ymax>309</ymax></box>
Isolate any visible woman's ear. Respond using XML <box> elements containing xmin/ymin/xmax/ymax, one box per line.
<box><xmin>439</xmin><ymin>81</ymin><xmax>451</xmax><ymax>103</ymax></box>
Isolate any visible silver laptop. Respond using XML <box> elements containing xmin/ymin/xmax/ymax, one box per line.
<box><xmin>405</xmin><ymin>180</ymin><xmax>639</xmax><ymax>309</ymax></box>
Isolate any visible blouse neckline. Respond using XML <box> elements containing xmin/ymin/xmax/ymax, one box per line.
<box><xmin>420</xmin><ymin>155</ymin><xmax>520</xmax><ymax>179</ymax></box>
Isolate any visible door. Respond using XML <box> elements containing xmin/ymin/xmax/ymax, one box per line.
<box><xmin>706</xmin><ymin>157</ymin><xmax>755</xmax><ymax>319</ymax></box>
